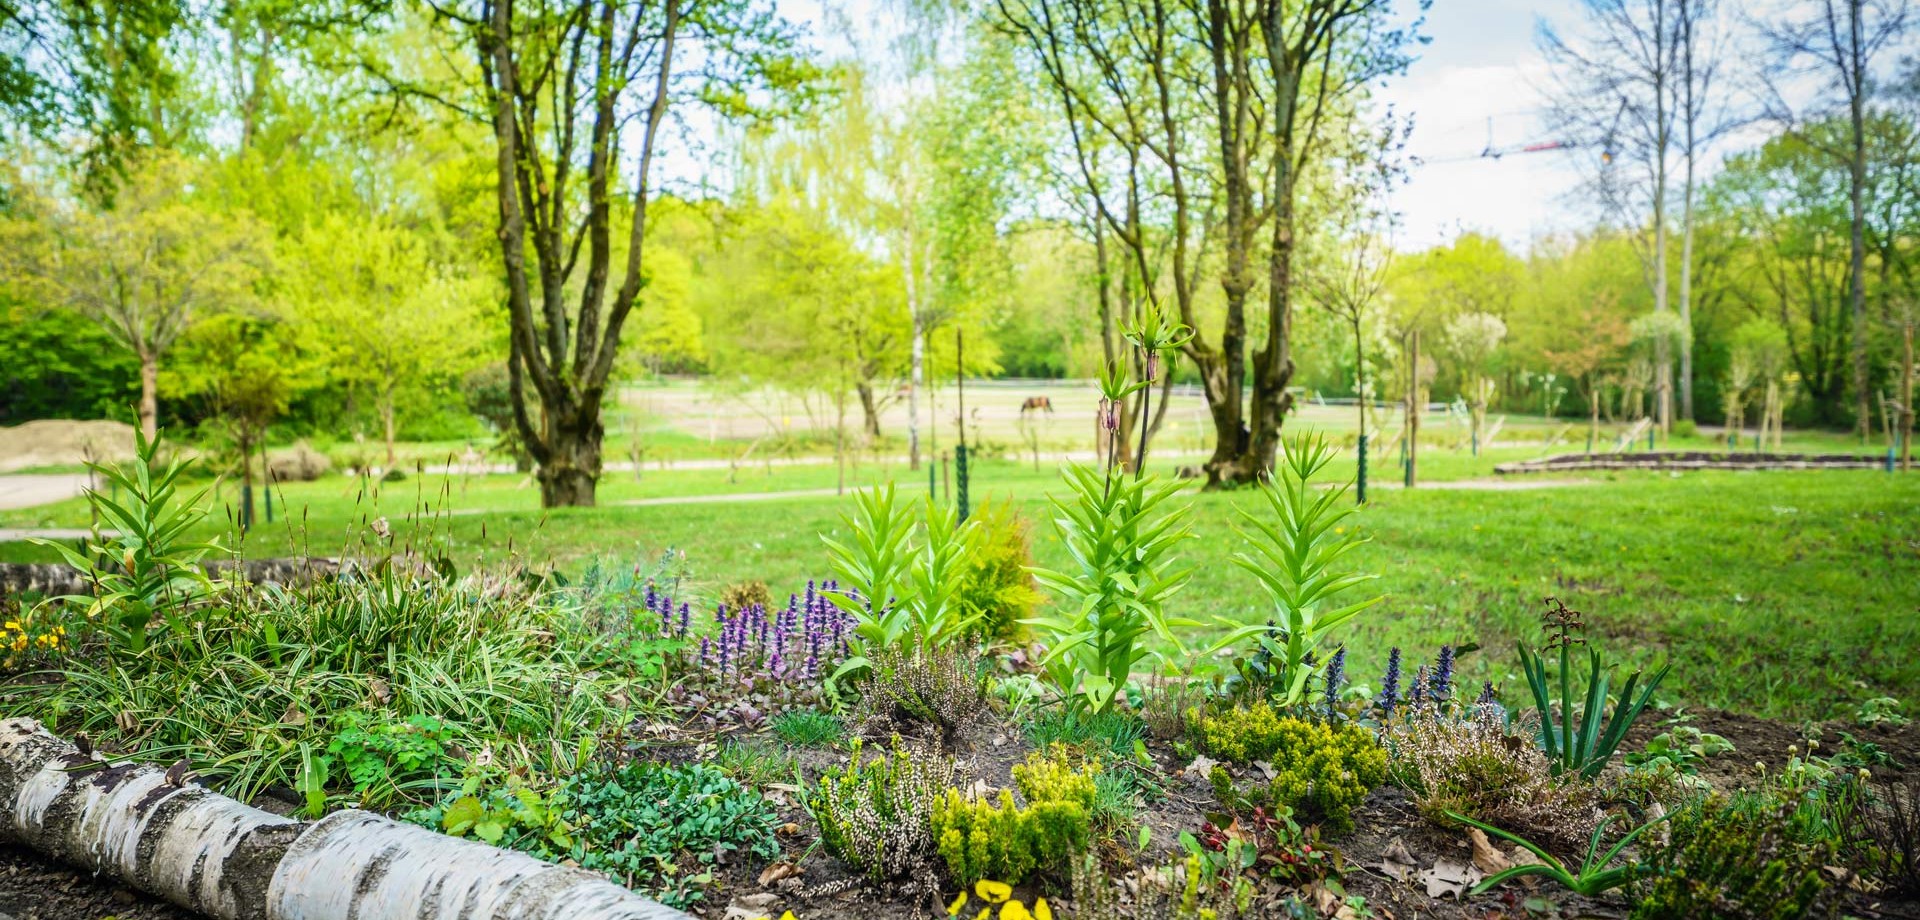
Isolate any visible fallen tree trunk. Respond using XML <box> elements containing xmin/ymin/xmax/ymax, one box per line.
<box><xmin>0</xmin><ymin>719</ymin><xmax>688</xmax><ymax>920</ymax></box>
<box><xmin>1495</xmin><ymin>451</ymin><xmax>1886</xmax><ymax>474</ymax></box>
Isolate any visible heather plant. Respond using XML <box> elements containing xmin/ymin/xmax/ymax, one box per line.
<box><xmin>1027</xmin><ymin>462</ymin><xmax>1195</xmax><ymax>715</ymax></box>
<box><xmin>1384</xmin><ymin>707</ymin><xmax>1603</xmax><ymax>853</ymax></box>
<box><xmin>1520</xmin><ymin>597</ymin><xmax>1669</xmax><ymax>779</ymax></box>
<box><xmin>807</xmin><ymin>737</ymin><xmax>957</xmax><ymax>887</ymax></box>
<box><xmin>851</xmin><ymin>641</ymin><xmax>988</xmax><ymax>739</ymax></box>
<box><xmin>1209</xmin><ymin>436</ymin><xmax>1381</xmax><ymax>707</ymax></box>
<box><xmin>931</xmin><ymin>747</ymin><xmax>1097</xmax><ymax>885</ymax></box>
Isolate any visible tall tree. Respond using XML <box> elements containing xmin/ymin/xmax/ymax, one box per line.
<box><xmin>418</xmin><ymin>0</ymin><xmax>813</xmax><ymax>507</ymax></box>
<box><xmin>1762</xmin><ymin>0</ymin><xmax>1913</xmax><ymax>438</ymax></box>
<box><xmin>4</xmin><ymin>155</ymin><xmax>266</xmax><ymax>439</ymax></box>
<box><xmin>1542</xmin><ymin>0</ymin><xmax>1683</xmax><ymax>434</ymax></box>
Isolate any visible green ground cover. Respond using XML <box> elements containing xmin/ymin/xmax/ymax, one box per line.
<box><xmin>6</xmin><ymin>446</ymin><xmax>1914</xmax><ymax>721</ymax></box>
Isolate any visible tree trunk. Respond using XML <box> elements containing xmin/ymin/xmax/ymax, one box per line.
<box><xmin>1405</xmin><ymin>330</ymin><xmax>1420</xmax><ymax>488</ymax></box>
<box><xmin>1679</xmin><ymin>142</ymin><xmax>1697</xmax><ymax>421</ymax></box>
<box><xmin>1902</xmin><ymin>319</ymin><xmax>1914</xmax><ymax>471</ymax></box>
<box><xmin>855</xmin><ymin>383</ymin><xmax>883</xmax><ymax>440</ymax></box>
<box><xmin>139</xmin><ymin>353</ymin><xmax>159</xmax><ymax>441</ymax></box>
<box><xmin>381</xmin><ymin>392</ymin><xmax>397</xmax><ymax>469</ymax></box>
<box><xmin>903</xmin><ymin>238</ymin><xmax>924</xmax><ymax>471</ymax></box>
<box><xmin>536</xmin><ymin>416</ymin><xmax>602</xmax><ymax>508</ymax></box>
<box><xmin>1848</xmin><ymin>19</ymin><xmax>1871</xmax><ymax>441</ymax></box>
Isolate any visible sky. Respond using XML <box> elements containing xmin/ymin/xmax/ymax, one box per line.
<box><xmin>1378</xmin><ymin>0</ymin><xmax>1595</xmax><ymax>251</ymax></box>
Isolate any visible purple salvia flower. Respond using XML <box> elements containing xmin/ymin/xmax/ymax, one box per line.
<box><xmin>1431</xmin><ymin>645</ymin><xmax>1455</xmax><ymax>705</ymax></box>
<box><xmin>1379</xmin><ymin>647</ymin><xmax>1403</xmax><ymax>720</ymax></box>
<box><xmin>698</xmin><ymin>636</ymin><xmax>711</xmax><ymax>666</ymax></box>
<box><xmin>1410</xmin><ymin>664</ymin><xmax>1428</xmax><ymax>709</ymax></box>
<box><xmin>1323</xmin><ymin>646</ymin><xmax>1346</xmax><ymax>719</ymax></box>
<box><xmin>678</xmin><ymin>602</ymin><xmax>690</xmax><ymax>637</ymax></box>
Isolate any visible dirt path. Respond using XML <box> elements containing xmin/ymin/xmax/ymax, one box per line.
<box><xmin>0</xmin><ymin>475</ymin><xmax>89</xmax><ymax>512</ymax></box>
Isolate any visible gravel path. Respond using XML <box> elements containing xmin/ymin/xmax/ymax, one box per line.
<box><xmin>0</xmin><ymin>476</ymin><xmax>89</xmax><ymax>512</ymax></box>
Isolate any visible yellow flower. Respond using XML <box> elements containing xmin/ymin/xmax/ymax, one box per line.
<box><xmin>4</xmin><ymin>621</ymin><xmax>19</xmax><ymax>630</ymax></box>
<box><xmin>999</xmin><ymin>902</ymin><xmax>1032</xmax><ymax>920</ymax></box>
<box><xmin>1034</xmin><ymin>899</ymin><xmax>1053</xmax><ymax>920</ymax></box>
<box><xmin>948</xmin><ymin>892</ymin><xmax>969</xmax><ymax>916</ymax></box>
<box><xmin>975</xmin><ymin>880</ymin><xmax>1012</xmax><ymax>904</ymax></box>
<box><xmin>11</xmin><ymin>636</ymin><xmax>25</xmax><ymax>652</ymax></box>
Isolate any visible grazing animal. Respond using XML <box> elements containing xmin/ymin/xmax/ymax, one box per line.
<box><xmin>1019</xmin><ymin>396</ymin><xmax>1055</xmax><ymax>417</ymax></box>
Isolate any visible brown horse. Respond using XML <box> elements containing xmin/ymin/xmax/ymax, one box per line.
<box><xmin>1019</xmin><ymin>396</ymin><xmax>1054</xmax><ymax>417</ymax></box>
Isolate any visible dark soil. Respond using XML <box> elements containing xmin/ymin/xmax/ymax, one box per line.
<box><xmin>0</xmin><ymin>845</ymin><xmax>193</xmax><ymax>920</ymax></box>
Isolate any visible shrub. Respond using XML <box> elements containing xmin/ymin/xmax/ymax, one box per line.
<box><xmin>807</xmin><ymin>738</ymin><xmax>956</xmax><ymax>886</ymax></box>
<box><xmin>931</xmin><ymin>747</ymin><xmax>1096</xmax><ymax>885</ymax></box>
<box><xmin>1632</xmin><ymin>793</ymin><xmax>1838</xmax><ymax>920</ymax></box>
<box><xmin>1384</xmin><ymin>708</ymin><xmax>1602</xmax><ymax>853</ymax></box>
<box><xmin>1194</xmin><ymin>704</ymin><xmax>1385</xmax><ymax>833</ymax></box>
<box><xmin>1860</xmin><ymin>780</ymin><xmax>1920</xmax><ymax>895</ymax></box>
<box><xmin>267</xmin><ymin>440</ymin><xmax>331</xmax><ymax>481</ymax></box>
<box><xmin>952</xmin><ymin>499</ymin><xmax>1043</xmax><ymax>643</ymax></box>
<box><xmin>771</xmin><ymin>708</ymin><xmax>844</xmax><ymax>747</ymax></box>
<box><xmin>720</xmin><ymin>579</ymin><xmax>772</xmax><ymax>613</ymax></box>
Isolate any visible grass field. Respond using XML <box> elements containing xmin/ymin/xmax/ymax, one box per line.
<box><xmin>3</xmin><ymin>442</ymin><xmax>1916</xmax><ymax>722</ymax></box>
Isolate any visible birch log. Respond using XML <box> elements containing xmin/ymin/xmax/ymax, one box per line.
<box><xmin>269</xmin><ymin>809</ymin><xmax>687</xmax><ymax>920</ymax></box>
<box><xmin>0</xmin><ymin>719</ymin><xmax>691</xmax><ymax>920</ymax></box>
<box><xmin>0</xmin><ymin>718</ymin><xmax>298</xmax><ymax>919</ymax></box>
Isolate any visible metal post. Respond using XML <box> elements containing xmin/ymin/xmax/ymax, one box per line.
<box><xmin>955</xmin><ymin>329</ymin><xmax>970</xmax><ymax>523</ymax></box>
<box><xmin>1356</xmin><ymin>434</ymin><xmax>1368</xmax><ymax>505</ymax></box>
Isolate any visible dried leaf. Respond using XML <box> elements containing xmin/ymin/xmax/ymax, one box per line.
<box><xmin>1181</xmin><ymin>755</ymin><xmax>1219</xmax><ymax>786</ymax></box>
<box><xmin>1469</xmin><ymin>829</ymin><xmax>1513</xmax><ymax>876</ymax></box>
<box><xmin>279</xmin><ymin>704</ymin><xmax>306</xmax><ymax>727</ymax></box>
<box><xmin>1252</xmin><ymin>760</ymin><xmax>1277</xmax><ymax>781</ymax></box>
<box><xmin>1378</xmin><ymin>838</ymin><xmax>1419</xmax><ymax>881</ymax></box>
<box><xmin>757</xmin><ymin>862</ymin><xmax>798</xmax><ymax>886</ymax></box>
<box><xmin>369</xmin><ymin>678</ymin><xmax>391</xmax><ymax>705</ymax></box>
<box><xmin>1418</xmin><ymin>857</ymin><xmax>1482</xmax><ymax>899</ymax></box>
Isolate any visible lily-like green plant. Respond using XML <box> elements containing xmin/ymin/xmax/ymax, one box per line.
<box><xmin>1519</xmin><ymin>598</ymin><xmax>1670</xmax><ymax>779</ymax></box>
<box><xmin>1448</xmin><ymin>810</ymin><xmax>1671</xmax><ymax>896</ymax></box>
<box><xmin>823</xmin><ymin>483</ymin><xmax>982</xmax><ymax>671</ymax></box>
<box><xmin>1209</xmin><ymin>435</ymin><xmax>1382</xmax><ymax>706</ymax></box>
<box><xmin>1026</xmin><ymin>464</ymin><xmax>1195</xmax><ymax>715</ymax></box>
<box><xmin>32</xmin><ymin>427</ymin><xmax>227</xmax><ymax>656</ymax></box>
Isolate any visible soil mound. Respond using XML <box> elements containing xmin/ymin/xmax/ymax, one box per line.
<box><xmin>0</xmin><ymin>420</ymin><xmax>137</xmax><ymax>473</ymax></box>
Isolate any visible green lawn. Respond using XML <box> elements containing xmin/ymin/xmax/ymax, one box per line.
<box><xmin>4</xmin><ymin>449</ymin><xmax>1916</xmax><ymax>721</ymax></box>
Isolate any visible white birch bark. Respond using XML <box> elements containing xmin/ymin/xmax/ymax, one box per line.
<box><xmin>0</xmin><ymin>719</ymin><xmax>690</xmax><ymax>920</ymax></box>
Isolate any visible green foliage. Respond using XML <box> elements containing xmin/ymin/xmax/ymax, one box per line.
<box><xmin>1027</xmin><ymin>462</ymin><xmax>1195</xmax><ymax>714</ymax></box>
<box><xmin>713</xmin><ymin>739</ymin><xmax>799</xmax><ymax>787</ymax></box>
<box><xmin>410</xmin><ymin>767</ymin><xmax>574</xmax><ymax>851</ymax></box>
<box><xmin>770</xmin><ymin>708</ymin><xmax>844</xmax><ymax>747</ymax></box>
<box><xmin>1025</xmin><ymin>708</ymin><xmax>1147</xmax><ymax>762</ymax></box>
<box><xmin>1625</xmin><ymin>726</ymin><xmax>1734</xmax><ymax>779</ymax></box>
<box><xmin>0</xmin><ymin>301</ymin><xmax>138</xmax><ymax>423</ymax></box>
<box><xmin>1857</xmin><ymin>696</ymin><xmax>1909</xmax><ymax>727</ymax></box>
<box><xmin>824</xmin><ymin>484</ymin><xmax>982</xmax><ymax>667</ymax></box>
<box><xmin>1456</xmin><ymin>810</ymin><xmax>1670</xmax><ymax>898</ymax></box>
<box><xmin>953</xmin><ymin>499</ymin><xmax>1043</xmax><ymax>642</ymax></box>
<box><xmin>416</xmin><ymin>760</ymin><xmax>780</xmax><ymax>909</ymax></box>
<box><xmin>1631</xmin><ymin>794</ymin><xmax>1837</xmax><ymax>919</ymax></box>
<box><xmin>13</xmin><ymin>564</ymin><xmax>618</xmax><ymax>806</ymax></box>
<box><xmin>855</xmin><ymin>643</ymin><xmax>987</xmax><ymax>735</ymax></box>
<box><xmin>806</xmin><ymin>738</ymin><xmax>955</xmax><ymax>884</ymax></box>
<box><xmin>1194</xmin><ymin>704</ymin><xmax>1385</xmax><ymax>832</ymax></box>
<box><xmin>31</xmin><ymin>427</ymin><xmax>226</xmax><ymax>655</ymax></box>
<box><xmin>1520</xmin><ymin>599</ymin><xmax>1669</xmax><ymax>779</ymax></box>
<box><xmin>1209</xmin><ymin>436</ymin><xmax>1381</xmax><ymax>706</ymax></box>
<box><xmin>932</xmin><ymin>747</ymin><xmax>1097</xmax><ymax>885</ymax></box>
<box><xmin>323</xmin><ymin>712</ymin><xmax>456</xmax><ymax>807</ymax></box>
